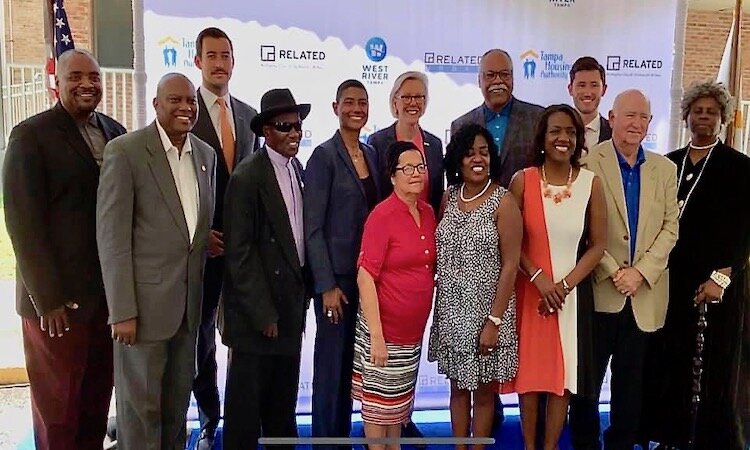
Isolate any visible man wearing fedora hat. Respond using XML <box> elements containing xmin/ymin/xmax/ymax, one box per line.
<box><xmin>221</xmin><ymin>88</ymin><xmax>313</xmax><ymax>449</ymax></box>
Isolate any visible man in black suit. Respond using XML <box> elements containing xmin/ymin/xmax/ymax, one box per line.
<box><xmin>190</xmin><ymin>26</ymin><xmax>259</xmax><ymax>449</ymax></box>
<box><xmin>221</xmin><ymin>88</ymin><xmax>311</xmax><ymax>450</ymax></box>
<box><xmin>567</xmin><ymin>56</ymin><xmax>612</xmax><ymax>151</ymax></box>
<box><xmin>451</xmin><ymin>48</ymin><xmax>544</xmax><ymax>188</ymax></box>
<box><xmin>2</xmin><ymin>48</ymin><xmax>126</xmax><ymax>450</ymax></box>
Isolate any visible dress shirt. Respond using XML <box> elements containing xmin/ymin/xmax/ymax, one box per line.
<box><xmin>483</xmin><ymin>99</ymin><xmax>513</xmax><ymax>154</ymax></box>
<box><xmin>200</xmin><ymin>85</ymin><xmax>235</xmax><ymax>146</ymax></box>
<box><xmin>78</xmin><ymin>114</ymin><xmax>107</xmax><ymax>166</ymax></box>
<box><xmin>615</xmin><ymin>145</ymin><xmax>646</xmax><ymax>261</ymax></box>
<box><xmin>267</xmin><ymin>146</ymin><xmax>305</xmax><ymax>265</ymax></box>
<box><xmin>156</xmin><ymin>119</ymin><xmax>199</xmax><ymax>242</ymax></box>
<box><xmin>583</xmin><ymin>114</ymin><xmax>601</xmax><ymax>152</ymax></box>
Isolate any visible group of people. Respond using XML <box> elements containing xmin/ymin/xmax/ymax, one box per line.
<box><xmin>3</xmin><ymin>24</ymin><xmax>749</xmax><ymax>450</ymax></box>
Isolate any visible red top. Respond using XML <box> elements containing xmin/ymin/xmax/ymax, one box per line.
<box><xmin>396</xmin><ymin>127</ymin><xmax>430</xmax><ymax>204</ymax></box>
<box><xmin>358</xmin><ymin>193</ymin><xmax>437</xmax><ymax>345</ymax></box>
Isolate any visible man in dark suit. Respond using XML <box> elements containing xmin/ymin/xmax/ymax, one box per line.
<box><xmin>191</xmin><ymin>26</ymin><xmax>259</xmax><ymax>449</ymax></box>
<box><xmin>305</xmin><ymin>80</ymin><xmax>383</xmax><ymax>449</ymax></box>
<box><xmin>450</xmin><ymin>48</ymin><xmax>544</xmax><ymax>188</ymax></box>
<box><xmin>2</xmin><ymin>49</ymin><xmax>125</xmax><ymax>450</ymax></box>
<box><xmin>96</xmin><ymin>73</ymin><xmax>216</xmax><ymax>450</ymax></box>
<box><xmin>568</xmin><ymin>56</ymin><xmax>612</xmax><ymax>151</ymax></box>
<box><xmin>221</xmin><ymin>88</ymin><xmax>311</xmax><ymax>450</ymax></box>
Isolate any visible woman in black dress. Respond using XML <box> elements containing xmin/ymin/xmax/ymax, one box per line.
<box><xmin>640</xmin><ymin>80</ymin><xmax>750</xmax><ymax>450</ymax></box>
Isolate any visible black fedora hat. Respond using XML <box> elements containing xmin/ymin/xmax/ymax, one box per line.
<box><xmin>250</xmin><ymin>88</ymin><xmax>311</xmax><ymax>135</ymax></box>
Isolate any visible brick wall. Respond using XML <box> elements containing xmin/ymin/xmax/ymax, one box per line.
<box><xmin>684</xmin><ymin>10</ymin><xmax>750</xmax><ymax>99</ymax></box>
<box><xmin>4</xmin><ymin>0</ymin><xmax>92</xmax><ymax>65</ymax></box>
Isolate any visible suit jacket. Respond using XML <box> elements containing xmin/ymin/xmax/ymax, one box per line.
<box><xmin>3</xmin><ymin>103</ymin><xmax>126</xmax><ymax>321</ymax></box>
<box><xmin>450</xmin><ymin>98</ymin><xmax>544</xmax><ymax>188</ymax></box>
<box><xmin>582</xmin><ymin>140</ymin><xmax>679</xmax><ymax>332</ymax></box>
<box><xmin>222</xmin><ymin>147</ymin><xmax>310</xmax><ymax>355</ymax></box>
<box><xmin>367</xmin><ymin>122</ymin><xmax>444</xmax><ymax>213</ymax></box>
<box><xmin>598</xmin><ymin>115</ymin><xmax>612</xmax><ymax>143</ymax></box>
<box><xmin>96</xmin><ymin>122</ymin><xmax>216</xmax><ymax>342</ymax></box>
<box><xmin>194</xmin><ymin>90</ymin><xmax>259</xmax><ymax>232</ymax></box>
<box><xmin>304</xmin><ymin>131</ymin><xmax>383</xmax><ymax>294</ymax></box>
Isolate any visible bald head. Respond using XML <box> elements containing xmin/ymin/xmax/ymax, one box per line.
<box><xmin>153</xmin><ymin>73</ymin><xmax>198</xmax><ymax>142</ymax></box>
<box><xmin>609</xmin><ymin>89</ymin><xmax>652</xmax><ymax>153</ymax></box>
<box><xmin>55</xmin><ymin>49</ymin><xmax>102</xmax><ymax>121</ymax></box>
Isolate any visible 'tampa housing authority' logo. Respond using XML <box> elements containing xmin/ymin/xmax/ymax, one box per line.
<box><xmin>158</xmin><ymin>36</ymin><xmax>195</xmax><ymax>68</ymax></box>
<box><xmin>362</xmin><ymin>37</ymin><xmax>388</xmax><ymax>85</ymax></box>
<box><xmin>519</xmin><ymin>49</ymin><xmax>570</xmax><ymax>79</ymax></box>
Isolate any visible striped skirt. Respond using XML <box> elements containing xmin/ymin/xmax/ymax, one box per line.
<box><xmin>351</xmin><ymin>313</ymin><xmax>422</xmax><ymax>426</ymax></box>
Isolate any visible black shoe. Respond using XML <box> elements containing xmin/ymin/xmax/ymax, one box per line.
<box><xmin>401</xmin><ymin>421</ymin><xmax>426</xmax><ymax>449</ymax></box>
<box><xmin>196</xmin><ymin>425</ymin><xmax>216</xmax><ymax>450</ymax></box>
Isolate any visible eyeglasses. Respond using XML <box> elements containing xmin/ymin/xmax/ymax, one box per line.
<box><xmin>395</xmin><ymin>164</ymin><xmax>427</xmax><ymax>176</ymax></box>
<box><xmin>482</xmin><ymin>70</ymin><xmax>513</xmax><ymax>81</ymax></box>
<box><xmin>271</xmin><ymin>121</ymin><xmax>303</xmax><ymax>133</ymax></box>
<box><xmin>398</xmin><ymin>95</ymin><xmax>426</xmax><ymax>104</ymax></box>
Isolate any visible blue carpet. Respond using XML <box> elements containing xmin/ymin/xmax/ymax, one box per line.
<box><xmin>18</xmin><ymin>408</ymin><xmax>615</xmax><ymax>449</ymax></box>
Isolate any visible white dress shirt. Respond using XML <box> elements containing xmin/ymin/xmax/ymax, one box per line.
<box><xmin>155</xmin><ymin>120</ymin><xmax>199</xmax><ymax>242</ymax></box>
<box><xmin>199</xmin><ymin>85</ymin><xmax>235</xmax><ymax>147</ymax></box>
<box><xmin>584</xmin><ymin>115</ymin><xmax>601</xmax><ymax>152</ymax></box>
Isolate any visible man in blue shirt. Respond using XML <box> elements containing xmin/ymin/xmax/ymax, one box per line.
<box><xmin>570</xmin><ymin>89</ymin><xmax>679</xmax><ymax>450</ymax></box>
<box><xmin>450</xmin><ymin>48</ymin><xmax>543</xmax><ymax>188</ymax></box>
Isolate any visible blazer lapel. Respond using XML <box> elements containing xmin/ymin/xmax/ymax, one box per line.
<box><xmin>635</xmin><ymin>155</ymin><xmax>656</xmax><ymax>251</ymax></box>
<box><xmin>190</xmin><ymin>135</ymin><xmax>211</xmax><ymax>236</ymax></box>
<box><xmin>597</xmin><ymin>143</ymin><xmax>630</xmax><ymax>229</ymax></box>
<box><xmin>54</xmin><ymin>104</ymin><xmax>100</xmax><ymax>170</ymax></box>
<box><xmin>363</xmin><ymin>145</ymin><xmax>382</xmax><ymax>198</ymax></box>
<box><xmin>146</xmin><ymin>123</ymin><xmax>190</xmax><ymax>242</ymax></box>
<box><xmin>258</xmin><ymin>150</ymin><xmax>302</xmax><ymax>279</ymax></box>
<box><xmin>334</xmin><ymin>131</ymin><xmax>366</xmax><ymax>200</ymax></box>
<box><xmin>231</xmin><ymin>97</ymin><xmax>250</xmax><ymax>165</ymax></box>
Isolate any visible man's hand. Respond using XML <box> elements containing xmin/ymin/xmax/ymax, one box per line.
<box><xmin>322</xmin><ymin>287</ymin><xmax>348</xmax><ymax>324</ymax></box>
<box><xmin>262</xmin><ymin>322</ymin><xmax>278</xmax><ymax>339</ymax></box>
<box><xmin>207</xmin><ymin>230</ymin><xmax>224</xmax><ymax>258</ymax></box>
<box><xmin>613</xmin><ymin>267</ymin><xmax>644</xmax><ymax>297</ymax></box>
<box><xmin>40</xmin><ymin>305</ymin><xmax>71</xmax><ymax>338</ymax></box>
<box><xmin>111</xmin><ymin>318</ymin><xmax>137</xmax><ymax>346</ymax></box>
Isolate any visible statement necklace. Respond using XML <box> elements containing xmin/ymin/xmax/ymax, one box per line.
<box><xmin>677</xmin><ymin>140</ymin><xmax>718</xmax><ymax>218</ymax></box>
<box><xmin>460</xmin><ymin>178</ymin><xmax>492</xmax><ymax>203</ymax></box>
<box><xmin>542</xmin><ymin>165</ymin><xmax>573</xmax><ymax>204</ymax></box>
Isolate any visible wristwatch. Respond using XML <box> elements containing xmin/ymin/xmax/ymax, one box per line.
<box><xmin>487</xmin><ymin>315</ymin><xmax>502</xmax><ymax>327</ymax></box>
<box><xmin>710</xmin><ymin>270</ymin><xmax>731</xmax><ymax>290</ymax></box>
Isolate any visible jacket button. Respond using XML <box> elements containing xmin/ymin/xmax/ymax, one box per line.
<box><xmin>623</xmin><ymin>261</ymin><xmax>629</xmax><ymax>266</ymax></box>
<box><xmin>623</xmin><ymin>235</ymin><xmax>629</xmax><ymax>241</ymax></box>
<box><xmin>270</xmin><ymin>237</ymin><xmax>276</xmax><ymax>243</ymax></box>
<box><xmin>274</xmin><ymin>269</ymin><xmax>280</xmax><ymax>275</ymax></box>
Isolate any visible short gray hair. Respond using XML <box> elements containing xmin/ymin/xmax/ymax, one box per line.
<box><xmin>681</xmin><ymin>80</ymin><xmax>735</xmax><ymax>125</ymax></box>
<box><xmin>389</xmin><ymin>71</ymin><xmax>429</xmax><ymax>118</ymax></box>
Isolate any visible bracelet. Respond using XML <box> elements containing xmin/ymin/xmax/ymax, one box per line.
<box><xmin>710</xmin><ymin>270</ymin><xmax>731</xmax><ymax>290</ymax></box>
<box><xmin>530</xmin><ymin>268</ymin><xmax>543</xmax><ymax>283</ymax></box>
<box><xmin>562</xmin><ymin>278</ymin><xmax>571</xmax><ymax>294</ymax></box>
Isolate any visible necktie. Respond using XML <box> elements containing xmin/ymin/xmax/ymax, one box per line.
<box><xmin>216</xmin><ymin>97</ymin><xmax>235</xmax><ymax>172</ymax></box>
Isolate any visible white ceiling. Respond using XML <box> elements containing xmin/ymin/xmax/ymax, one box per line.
<box><xmin>689</xmin><ymin>0</ymin><xmax>750</xmax><ymax>12</ymax></box>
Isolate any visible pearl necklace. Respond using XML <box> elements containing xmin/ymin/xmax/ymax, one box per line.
<box><xmin>460</xmin><ymin>178</ymin><xmax>492</xmax><ymax>202</ymax></box>
<box><xmin>677</xmin><ymin>139</ymin><xmax>718</xmax><ymax>219</ymax></box>
<box><xmin>542</xmin><ymin>165</ymin><xmax>573</xmax><ymax>204</ymax></box>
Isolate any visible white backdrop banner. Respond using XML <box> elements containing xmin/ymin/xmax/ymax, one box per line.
<box><xmin>141</xmin><ymin>0</ymin><xmax>679</xmax><ymax>416</ymax></box>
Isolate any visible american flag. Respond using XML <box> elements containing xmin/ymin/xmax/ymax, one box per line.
<box><xmin>53</xmin><ymin>0</ymin><xmax>75</xmax><ymax>57</ymax></box>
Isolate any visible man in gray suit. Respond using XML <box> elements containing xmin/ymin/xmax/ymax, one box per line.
<box><xmin>96</xmin><ymin>73</ymin><xmax>216</xmax><ymax>450</ymax></box>
<box><xmin>451</xmin><ymin>48</ymin><xmax>543</xmax><ymax>187</ymax></box>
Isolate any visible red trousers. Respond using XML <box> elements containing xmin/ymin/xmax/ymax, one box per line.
<box><xmin>22</xmin><ymin>304</ymin><xmax>113</xmax><ymax>450</ymax></box>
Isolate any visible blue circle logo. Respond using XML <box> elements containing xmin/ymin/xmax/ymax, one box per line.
<box><xmin>365</xmin><ymin>37</ymin><xmax>387</xmax><ymax>62</ymax></box>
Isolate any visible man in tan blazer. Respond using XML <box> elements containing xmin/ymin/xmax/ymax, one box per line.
<box><xmin>568</xmin><ymin>89</ymin><xmax>678</xmax><ymax>450</ymax></box>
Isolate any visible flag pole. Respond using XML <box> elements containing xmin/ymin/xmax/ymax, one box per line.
<box><xmin>43</xmin><ymin>0</ymin><xmax>56</xmax><ymax>103</ymax></box>
<box><xmin>725</xmin><ymin>0</ymin><xmax>743</xmax><ymax>149</ymax></box>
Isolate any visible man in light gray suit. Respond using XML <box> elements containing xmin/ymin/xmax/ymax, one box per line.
<box><xmin>96</xmin><ymin>73</ymin><xmax>216</xmax><ymax>450</ymax></box>
<box><xmin>451</xmin><ymin>48</ymin><xmax>543</xmax><ymax>188</ymax></box>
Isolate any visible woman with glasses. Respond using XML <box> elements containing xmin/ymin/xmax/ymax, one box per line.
<box><xmin>368</xmin><ymin>71</ymin><xmax>444</xmax><ymax>215</ymax></box>
<box><xmin>352</xmin><ymin>141</ymin><xmax>437</xmax><ymax>450</ymax></box>
<box><xmin>427</xmin><ymin>124</ymin><xmax>522</xmax><ymax>449</ymax></box>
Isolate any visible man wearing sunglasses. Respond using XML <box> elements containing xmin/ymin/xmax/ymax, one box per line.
<box><xmin>221</xmin><ymin>88</ymin><xmax>312</xmax><ymax>449</ymax></box>
<box><xmin>450</xmin><ymin>48</ymin><xmax>543</xmax><ymax>189</ymax></box>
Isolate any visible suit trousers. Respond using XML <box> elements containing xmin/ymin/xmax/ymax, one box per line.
<box><xmin>569</xmin><ymin>299</ymin><xmax>648</xmax><ymax>450</ymax></box>
<box><xmin>22</xmin><ymin>302</ymin><xmax>113</xmax><ymax>450</ymax></box>
<box><xmin>114</xmin><ymin>318</ymin><xmax>197</xmax><ymax>450</ymax></box>
<box><xmin>222</xmin><ymin>350</ymin><xmax>301</xmax><ymax>450</ymax></box>
<box><xmin>311</xmin><ymin>275</ymin><xmax>358</xmax><ymax>449</ymax></box>
<box><xmin>193</xmin><ymin>255</ymin><xmax>223</xmax><ymax>429</ymax></box>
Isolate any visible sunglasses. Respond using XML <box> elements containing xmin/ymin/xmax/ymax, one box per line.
<box><xmin>271</xmin><ymin>121</ymin><xmax>303</xmax><ymax>133</ymax></box>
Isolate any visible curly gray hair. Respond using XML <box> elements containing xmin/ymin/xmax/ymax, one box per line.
<box><xmin>681</xmin><ymin>80</ymin><xmax>735</xmax><ymax>124</ymax></box>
